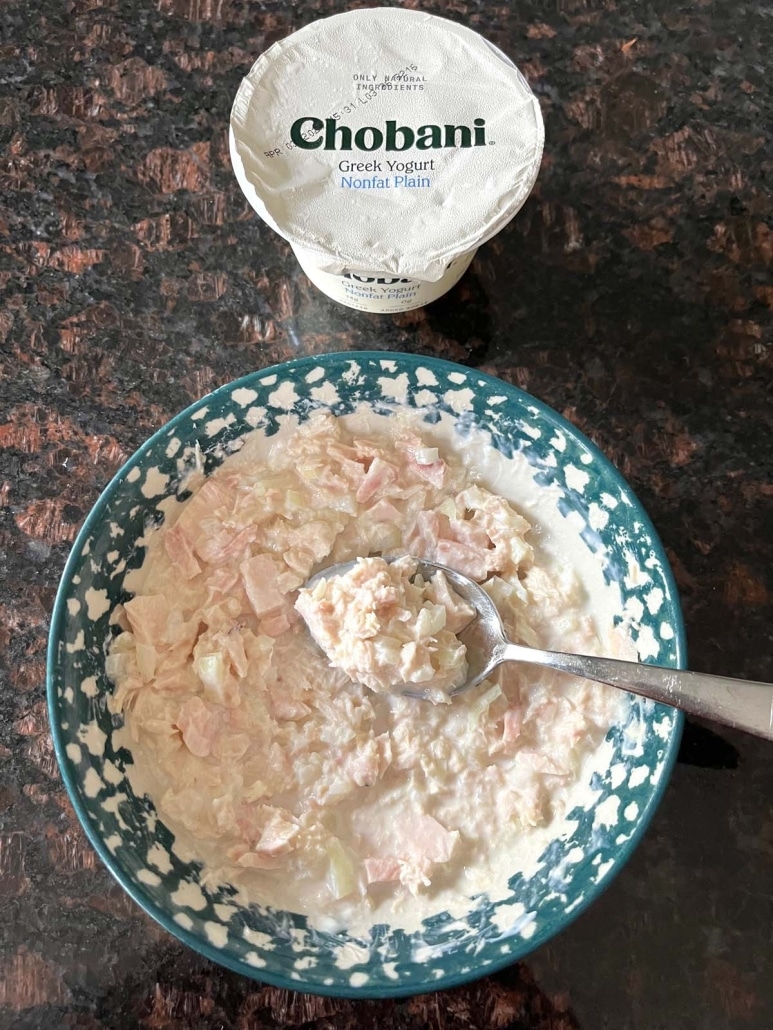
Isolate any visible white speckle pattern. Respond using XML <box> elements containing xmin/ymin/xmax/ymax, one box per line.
<box><xmin>148</xmin><ymin>844</ymin><xmax>173</xmax><ymax>874</ymax></box>
<box><xmin>81</xmin><ymin>676</ymin><xmax>98</xmax><ymax>698</ymax></box>
<box><xmin>245</xmin><ymin>406</ymin><xmax>267</xmax><ymax>428</ymax></box>
<box><xmin>442</xmin><ymin>387</ymin><xmax>475</xmax><ymax>413</ymax></box>
<box><xmin>333</xmin><ymin>943</ymin><xmax>371</xmax><ymax>971</ymax></box>
<box><xmin>629</xmin><ymin>766</ymin><xmax>649</xmax><ymax>788</ymax></box>
<box><xmin>520</xmin><ymin>919</ymin><xmax>537</xmax><ymax>940</ymax></box>
<box><xmin>491</xmin><ymin>901</ymin><xmax>527</xmax><ymax>934</ymax></box>
<box><xmin>414</xmin><ymin>389</ymin><xmax>438</xmax><ymax>407</ymax></box>
<box><xmin>85</xmin><ymin>588</ymin><xmax>110</xmax><ymax>621</ymax></box>
<box><xmin>593</xmin><ymin>795</ymin><xmax>620</xmax><ymax>829</ymax></box>
<box><xmin>66</xmin><ymin>630</ymin><xmax>85</xmax><ymax>654</ymax></box>
<box><xmin>205</xmin><ymin>922</ymin><xmax>229</xmax><ymax>948</ymax></box>
<box><xmin>378</xmin><ymin>373</ymin><xmax>410</xmax><ymax>403</ymax></box>
<box><xmin>268</xmin><ymin>382</ymin><xmax>298</xmax><ymax>409</ymax></box>
<box><xmin>101</xmin><ymin>795</ymin><xmax>127</xmax><ymax>828</ymax></box>
<box><xmin>416</xmin><ymin>366</ymin><xmax>438</xmax><ymax>386</ymax></box>
<box><xmin>103</xmin><ymin>760</ymin><xmax>123</xmax><ymax>786</ymax></box>
<box><xmin>78</xmin><ymin>721</ymin><xmax>107</xmax><ymax>757</ymax></box>
<box><xmin>83</xmin><ymin>768</ymin><xmax>102</xmax><ymax>798</ymax></box>
<box><xmin>171</xmin><ymin>882</ymin><xmax>207</xmax><ymax>911</ymax></box>
<box><xmin>609</xmin><ymin>763</ymin><xmax>627</xmax><ymax>789</ymax></box>
<box><xmin>588</xmin><ymin>503</ymin><xmax>610</xmax><ymax>531</ymax></box>
<box><xmin>232</xmin><ymin>387</ymin><xmax>259</xmax><ymax>406</ymax></box>
<box><xmin>126</xmin><ymin>467</ymin><xmax>141</xmax><ymax>483</ymax></box>
<box><xmin>205</xmin><ymin>414</ymin><xmax>237</xmax><ymax>437</ymax></box>
<box><xmin>565</xmin><ymin>464</ymin><xmax>590</xmax><ymax>493</ymax></box>
<box><xmin>342</xmin><ymin>362</ymin><xmax>361</xmax><ymax>385</ymax></box>
<box><xmin>242</xmin><ymin>928</ymin><xmax>269</xmax><ymax>948</ymax></box>
<box><xmin>595</xmin><ymin>859</ymin><xmax>614</xmax><ymax>881</ymax></box>
<box><xmin>311</xmin><ymin>381</ymin><xmax>341</xmax><ymax>405</ymax></box>
<box><xmin>646</xmin><ymin>588</ymin><xmax>665</xmax><ymax>614</ymax></box>
<box><xmin>654</xmin><ymin>718</ymin><xmax>671</xmax><ymax>741</ymax></box>
<box><xmin>141</xmin><ymin>467</ymin><xmax>169</xmax><ymax>499</ymax></box>
<box><xmin>636</xmin><ymin>625</ymin><xmax>660</xmax><ymax>661</ymax></box>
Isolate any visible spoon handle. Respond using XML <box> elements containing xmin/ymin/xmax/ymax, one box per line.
<box><xmin>498</xmin><ymin>643</ymin><xmax>773</xmax><ymax>742</ymax></box>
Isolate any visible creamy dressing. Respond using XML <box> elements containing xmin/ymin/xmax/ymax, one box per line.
<box><xmin>110</xmin><ymin>411</ymin><xmax>629</xmax><ymax>935</ymax></box>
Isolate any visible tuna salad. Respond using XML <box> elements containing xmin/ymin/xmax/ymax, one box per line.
<box><xmin>108</xmin><ymin>412</ymin><xmax>626</xmax><ymax>927</ymax></box>
<box><xmin>295</xmin><ymin>555</ymin><xmax>475</xmax><ymax>702</ymax></box>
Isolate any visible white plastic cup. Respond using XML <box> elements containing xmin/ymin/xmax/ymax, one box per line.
<box><xmin>292</xmin><ymin>246</ymin><xmax>477</xmax><ymax>314</ymax></box>
<box><xmin>230</xmin><ymin>9</ymin><xmax>544</xmax><ymax>313</ymax></box>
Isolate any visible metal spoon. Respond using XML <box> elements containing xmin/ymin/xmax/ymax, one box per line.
<box><xmin>305</xmin><ymin>557</ymin><xmax>773</xmax><ymax>741</ymax></box>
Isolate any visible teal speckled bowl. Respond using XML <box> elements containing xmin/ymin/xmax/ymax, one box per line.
<box><xmin>47</xmin><ymin>352</ymin><xmax>685</xmax><ymax>997</ymax></box>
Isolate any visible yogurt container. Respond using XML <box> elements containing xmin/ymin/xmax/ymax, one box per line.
<box><xmin>230</xmin><ymin>9</ymin><xmax>545</xmax><ymax>313</ymax></box>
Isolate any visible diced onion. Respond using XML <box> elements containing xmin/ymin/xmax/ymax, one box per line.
<box><xmin>195</xmin><ymin>652</ymin><xmax>227</xmax><ymax>702</ymax></box>
<box><xmin>326</xmin><ymin>838</ymin><xmax>358</xmax><ymax>899</ymax></box>
<box><xmin>468</xmin><ymin>682</ymin><xmax>504</xmax><ymax>728</ymax></box>
<box><xmin>414</xmin><ymin>447</ymin><xmax>439</xmax><ymax>465</ymax></box>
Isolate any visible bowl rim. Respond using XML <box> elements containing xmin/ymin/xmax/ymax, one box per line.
<box><xmin>47</xmin><ymin>350</ymin><xmax>686</xmax><ymax>998</ymax></box>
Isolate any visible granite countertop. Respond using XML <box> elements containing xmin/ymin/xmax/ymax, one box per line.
<box><xmin>1</xmin><ymin>0</ymin><xmax>772</xmax><ymax>1026</ymax></box>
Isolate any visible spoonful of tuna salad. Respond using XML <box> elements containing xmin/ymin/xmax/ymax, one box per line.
<box><xmin>296</xmin><ymin>556</ymin><xmax>773</xmax><ymax>741</ymax></box>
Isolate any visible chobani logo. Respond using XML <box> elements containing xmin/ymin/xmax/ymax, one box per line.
<box><xmin>290</xmin><ymin>117</ymin><xmax>487</xmax><ymax>152</ymax></box>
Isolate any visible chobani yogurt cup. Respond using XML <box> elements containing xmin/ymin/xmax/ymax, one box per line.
<box><xmin>230</xmin><ymin>8</ymin><xmax>544</xmax><ymax>313</ymax></box>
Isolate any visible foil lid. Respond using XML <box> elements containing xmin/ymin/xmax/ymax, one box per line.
<box><xmin>230</xmin><ymin>8</ymin><xmax>544</xmax><ymax>282</ymax></box>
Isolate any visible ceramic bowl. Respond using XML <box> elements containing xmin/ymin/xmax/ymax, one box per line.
<box><xmin>47</xmin><ymin>351</ymin><xmax>685</xmax><ymax>997</ymax></box>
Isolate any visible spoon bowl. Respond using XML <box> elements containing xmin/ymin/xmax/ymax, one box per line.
<box><xmin>307</xmin><ymin>557</ymin><xmax>773</xmax><ymax>740</ymax></box>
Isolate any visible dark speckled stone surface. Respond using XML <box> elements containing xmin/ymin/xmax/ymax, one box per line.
<box><xmin>1</xmin><ymin>0</ymin><xmax>771</xmax><ymax>1026</ymax></box>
